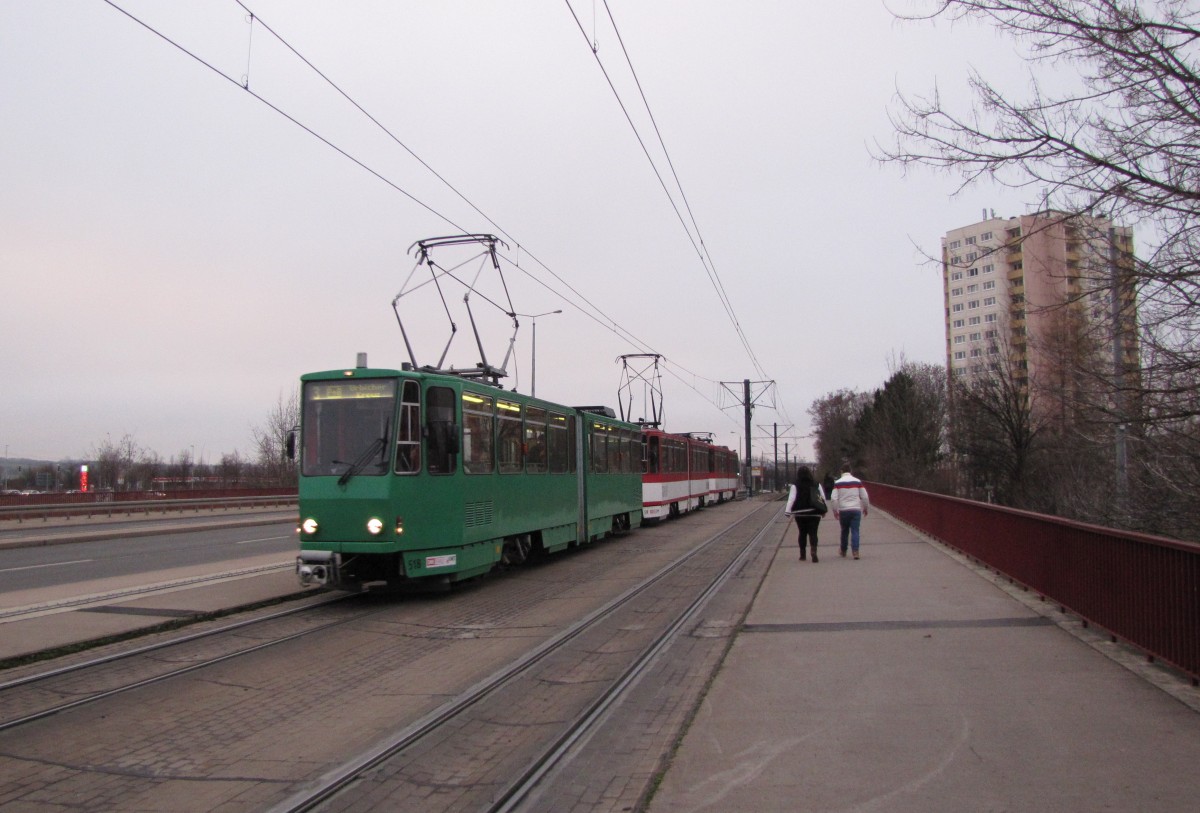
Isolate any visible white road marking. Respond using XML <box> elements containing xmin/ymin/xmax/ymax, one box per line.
<box><xmin>236</xmin><ymin>535</ymin><xmax>293</xmax><ymax>545</ymax></box>
<box><xmin>0</xmin><ymin>559</ymin><xmax>94</xmax><ymax>573</ymax></box>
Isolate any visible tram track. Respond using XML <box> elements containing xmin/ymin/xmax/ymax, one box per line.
<box><xmin>0</xmin><ymin>498</ymin><xmax>780</xmax><ymax>813</ymax></box>
<box><xmin>0</xmin><ymin>562</ymin><xmax>295</xmax><ymax>622</ymax></box>
<box><xmin>490</xmin><ymin>505</ymin><xmax>775</xmax><ymax>813</ymax></box>
<box><xmin>268</xmin><ymin>499</ymin><xmax>778</xmax><ymax>813</ymax></box>
<box><xmin>0</xmin><ymin>591</ymin><xmax>362</xmax><ymax>733</ymax></box>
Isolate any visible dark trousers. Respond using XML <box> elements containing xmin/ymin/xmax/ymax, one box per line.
<box><xmin>793</xmin><ymin>515</ymin><xmax>820</xmax><ymax>553</ymax></box>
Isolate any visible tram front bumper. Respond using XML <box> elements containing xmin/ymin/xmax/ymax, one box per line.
<box><xmin>297</xmin><ymin>550</ymin><xmax>337</xmax><ymax>587</ymax></box>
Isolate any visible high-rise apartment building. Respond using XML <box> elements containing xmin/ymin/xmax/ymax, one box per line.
<box><xmin>942</xmin><ymin>210</ymin><xmax>1137</xmax><ymax>398</ymax></box>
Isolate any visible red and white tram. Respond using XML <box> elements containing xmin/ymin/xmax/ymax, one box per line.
<box><xmin>641</xmin><ymin>429</ymin><xmax>738</xmax><ymax>521</ymax></box>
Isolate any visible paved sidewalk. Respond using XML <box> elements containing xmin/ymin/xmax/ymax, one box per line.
<box><xmin>648</xmin><ymin>509</ymin><xmax>1200</xmax><ymax>813</ymax></box>
<box><xmin>0</xmin><ymin>563</ymin><xmax>306</xmax><ymax>662</ymax></box>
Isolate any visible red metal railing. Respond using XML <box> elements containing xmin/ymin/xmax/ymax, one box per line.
<box><xmin>0</xmin><ymin>492</ymin><xmax>297</xmax><ymax>523</ymax></box>
<box><xmin>870</xmin><ymin>482</ymin><xmax>1200</xmax><ymax>685</ymax></box>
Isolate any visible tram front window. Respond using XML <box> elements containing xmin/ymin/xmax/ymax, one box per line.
<box><xmin>302</xmin><ymin>379</ymin><xmax>397</xmax><ymax>478</ymax></box>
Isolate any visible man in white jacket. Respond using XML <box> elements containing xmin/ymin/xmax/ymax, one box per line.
<box><xmin>830</xmin><ymin>467</ymin><xmax>870</xmax><ymax>559</ymax></box>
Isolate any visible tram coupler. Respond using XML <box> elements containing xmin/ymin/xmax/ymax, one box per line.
<box><xmin>297</xmin><ymin>550</ymin><xmax>337</xmax><ymax>587</ymax></box>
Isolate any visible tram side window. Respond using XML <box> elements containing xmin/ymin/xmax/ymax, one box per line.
<box><xmin>497</xmin><ymin>400</ymin><xmax>523</xmax><ymax>474</ymax></box>
<box><xmin>590</xmin><ymin>424</ymin><xmax>609</xmax><ymax>473</ymax></box>
<box><xmin>548</xmin><ymin>412</ymin><xmax>569</xmax><ymax>473</ymax></box>
<box><xmin>463</xmin><ymin>392</ymin><xmax>495</xmax><ymax>474</ymax></box>
<box><xmin>526</xmin><ymin>406</ymin><xmax>547</xmax><ymax>473</ymax></box>
<box><xmin>395</xmin><ymin>380</ymin><xmax>421</xmax><ymax>474</ymax></box>
<box><xmin>569</xmin><ymin>416</ymin><xmax>577</xmax><ymax>472</ymax></box>
<box><xmin>645</xmin><ymin>435</ymin><xmax>659</xmax><ymax>474</ymax></box>
<box><xmin>425</xmin><ymin>386</ymin><xmax>456</xmax><ymax>475</ymax></box>
<box><xmin>630</xmin><ymin>431</ymin><xmax>643</xmax><ymax>474</ymax></box>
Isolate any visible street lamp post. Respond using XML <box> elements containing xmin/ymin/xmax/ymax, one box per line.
<box><xmin>517</xmin><ymin>310</ymin><xmax>562</xmax><ymax>397</ymax></box>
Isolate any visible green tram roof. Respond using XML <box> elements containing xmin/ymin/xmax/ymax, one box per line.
<box><xmin>299</xmin><ymin>366</ymin><xmax>634</xmax><ymax>427</ymax></box>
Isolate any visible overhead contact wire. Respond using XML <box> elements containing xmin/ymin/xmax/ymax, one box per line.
<box><xmin>102</xmin><ymin>0</ymin><xmax>768</xmax><ymax>430</ymax></box>
<box><xmin>600</xmin><ymin>0</ymin><xmax>765</xmax><ymax>379</ymax></box>
<box><xmin>99</xmin><ymin>0</ymin><xmax>469</xmax><ymax>234</ymax></box>
<box><xmin>233</xmin><ymin>0</ymin><xmax>678</xmax><ymax>375</ymax></box>
<box><xmin>565</xmin><ymin>0</ymin><xmax>771</xmax><ymax>383</ymax></box>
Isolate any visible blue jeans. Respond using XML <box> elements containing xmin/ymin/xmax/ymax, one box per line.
<box><xmin>839</xmin><ymin>510</ymin><xmax>862</xmax><ymax>553</ymax></box>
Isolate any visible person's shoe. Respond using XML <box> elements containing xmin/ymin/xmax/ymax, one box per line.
<box><xmin>853</xmin><ymin>551</ymin><xmax>860</xmax><ymax>560</ymax></box>
<box><xmin>839</xmin><ymin>548</ymin><xmax>847</xmax><ymax>557</ymax></box>
<box><xmin>800</xmin><ymin>550</ymin><xmax>806</xmax><ymax>561</ymax></box>
<box><xmin>812</xmin><ymin>550</ymin><xmax>819</xmax><ymax>563</ymax></box>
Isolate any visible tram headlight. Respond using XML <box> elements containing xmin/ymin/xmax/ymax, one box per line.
<box><xmin>366</xmin><ymin>517</ymin><xmax>384</xmax><ymax>535</ymax></box>
<box><xmin>301</xmin><ymin>517</ymin><xmax>319</xmax><ymax>535</ymax></box>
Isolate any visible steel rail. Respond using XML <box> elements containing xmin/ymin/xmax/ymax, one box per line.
<box><xmin>0</xmin><ymin>592</ymin><xmax>363</xmax><ymax>733</ymax></box>
<box><xmin>0</xmin><ymin>562</ymin><xmax>295</xmax><ymax>622</ymax></box>
<box><xmin>267</xmin><ymin>500</ymin><xmax>776</xmax><ymax>813</ymax></box>
<box><xmin>490</xmin><ymin>506</ymin><xmax>777</xmax><ymax>812</ymax></box>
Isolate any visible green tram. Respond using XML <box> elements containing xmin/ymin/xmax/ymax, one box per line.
<box><xmin>293</xmin><ymin>360</ymin><xmax>644</xmax><ymax>590</ymax></box>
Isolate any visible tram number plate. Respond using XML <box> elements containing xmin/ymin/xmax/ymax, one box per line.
<box><xmin>424</xmin><ymin>554</ymin><xmax>457</xmax><ymax>569</ymax></box>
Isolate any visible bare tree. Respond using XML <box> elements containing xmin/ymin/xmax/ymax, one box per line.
<box><xmin>252</xmin><ymin>388</ymin><xmax>299</xmax><ymax>486</ymax></box>
<box><xmin>949</xmin><ymin>354</ymin><xmax>1051</xmax><ymax>508</ymax></box>
<box><xmin>879</xmin><ymin>0</ymin><xmax>1200</xmax><ymax>538</ymax></box>
<box><xmin>881</xmin><ymin>0</ymin><xmax>1200</xmax><ymax>423</ymax></box>
<box><xmin>1129</xmin><ymin>413</ymin><xmax>1200</xmax><ymax>538</ymax></box>
<box><xmin>171</xmin><ymin>448</ymin><xmax>195</xmax><ymax>489</ymax></box>
<box><xmin>217</xmin><ymin>451</ymin><xmax>245</xmax><ymax>488</ymax></box>
<box><xmin>808</xmin><ymin>388</ymin><xmax>871</xmax><ymax>478</ymax></box>
<box><xmin>129</xmin><ymin>449</ymin><xmax>164</xmax><ymax>492</ymax></box>
<box><xmin>90</xmin><ymin>434</ymin><xmax>140</xmax><ymax>492</ymax></box>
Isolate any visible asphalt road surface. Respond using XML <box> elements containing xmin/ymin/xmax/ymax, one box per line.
<box><xmin>0</xmin><ymin>521</ymin><xmax>297</xmax><ymax>595</ymax></box>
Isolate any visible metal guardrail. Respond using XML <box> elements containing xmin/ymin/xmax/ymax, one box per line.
<box><xmin>869</xmin><ymin>482</ymin><xmax>1200</xmax><ymax>686</ymax></box>
<box><xmin>0</xmin><ymin>495</ymin><xmax>297</xmax><ymax>524</ymax></box>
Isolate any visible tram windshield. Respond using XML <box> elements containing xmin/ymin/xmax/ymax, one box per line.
<box><xmin>301</xmin><ymin>379</ymin><xmax>397</xmax><ymax>479</ymax></box>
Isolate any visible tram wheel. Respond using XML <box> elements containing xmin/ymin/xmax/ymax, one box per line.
<box><xmin>502</xmin><ymin>534</ymin><xmax>533</xmax><ymax>565</ymax></box>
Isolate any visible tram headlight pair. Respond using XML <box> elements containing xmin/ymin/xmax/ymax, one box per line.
<box><xmin>301</xmin><ymin>517</ymin><xmax>383</xmax><ymax>536</ymax></box>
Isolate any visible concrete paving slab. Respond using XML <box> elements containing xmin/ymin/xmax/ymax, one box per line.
<box><xmin>648</xmin><ymin>510</ymin><xmax>1200</xmax><ymax>813</ymax></box>
<box><xmin>0</xmin><ymin>565</ymin><xmax>307</xmax><ymax>661</ymax></box>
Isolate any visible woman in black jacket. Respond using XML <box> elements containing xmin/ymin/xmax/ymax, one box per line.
<box><xmin>784</xmin><ymin>466</ymin><xmax>826</xmax><ymax>562</ymax></box>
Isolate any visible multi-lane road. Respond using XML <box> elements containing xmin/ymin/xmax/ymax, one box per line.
<box><xmin>0</xmin><ymin>519</ymin><xmax>297</xmax><ymax>594</ymax></box>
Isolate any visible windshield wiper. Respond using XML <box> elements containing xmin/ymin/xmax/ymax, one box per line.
<box><xmin>334</xmin><ymin>435</ymin><xmax>386</xmax><ymax>486</ymax></box>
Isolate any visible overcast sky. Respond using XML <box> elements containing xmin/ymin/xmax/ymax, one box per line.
<box><xmin>1</xmin><ymin>0</ymin><xmax>1035</xmax><ymax>465</ymax></box>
